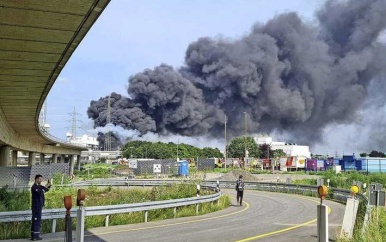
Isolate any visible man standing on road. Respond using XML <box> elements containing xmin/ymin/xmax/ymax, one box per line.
<box><xmin>31</xmin><ymin>174</ymin><xmax>51</xmax><ymax>241</ymax></box>
<box><xmin>235</xmin><ymin>175</ymin><xmax>245</xmax><ymax>206</ymax></box>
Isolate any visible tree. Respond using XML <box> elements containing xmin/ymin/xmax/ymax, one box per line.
<box><xmin>227</xmin><ymin>136</ymin><xmax>259</xmax><ymax>158</ymax></box>
<box><xmin>121</xmin><ymin>140</ymin><xmax>223</xmax><ymax>159</ymax></box>
<box><xmin>259</xmin><ymin>144</ymin><xmax>271</xmax><ymax>159</ymax></box>
<box><xmin>359</xmin><ymin>153</ymin><xmax>367</xmax><ymax>157</ymax></box>
<box><xmin>369</xmin><ymin>150</ymin><xmax>385</xmax><ymax>157</ymax></box>
<box><xmin>201</xmin><ymin>147</ymin><xmax>223</xmax><ymax>158</ymax></box>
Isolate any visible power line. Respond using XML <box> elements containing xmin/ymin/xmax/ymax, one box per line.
<box><xmin>66</xmin><ymin>107</ymin><xmax>83</xmax><ymax>141</ymax></box>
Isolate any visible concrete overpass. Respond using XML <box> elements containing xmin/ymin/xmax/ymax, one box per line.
<box><xmin>0</xmin><ymin>0</ymin><xmax>110</xmax><ymax>166</ymax></box>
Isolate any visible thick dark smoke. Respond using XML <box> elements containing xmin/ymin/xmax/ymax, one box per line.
<box><xmin>88</xmin><ymin>0</ymin><xmax>386</xmax><ymax>144</ymax></box>
<box><xmin>97</xmin><ymin>132</ymin><xmax>123</xmax><ymax>151</ymax></box>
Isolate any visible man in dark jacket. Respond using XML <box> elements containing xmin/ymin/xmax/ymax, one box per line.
<box><xmin>31</xmin><ymin>174</ymin><xmax>51</xmax><ymax>241</ymax></box>
<box><xmin>235</xmin><ymin>175</ymin><xmax>244</xmax><ymax>206</ymax></box>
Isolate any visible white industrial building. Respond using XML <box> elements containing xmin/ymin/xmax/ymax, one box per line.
<box><xmin>254</xmin><ymin>136</ymin><xmax>311</xmax><ymax>158</ymax></box>
<box><xmin>67</xmin><ymin>133</ymin><xmax>99</xmax><ymax>151</ymax></box>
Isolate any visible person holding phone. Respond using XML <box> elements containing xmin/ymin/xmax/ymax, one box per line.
<box><xmin>31</xmin><ymin>174</ymin><xmax>51</xmax><ymax>241</ymax></box>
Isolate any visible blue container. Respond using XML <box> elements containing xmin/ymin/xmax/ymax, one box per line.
<box><xmin>362</xmin><ymin>159</ymin><xmax>386</xmax><ymax>173</ymax></box>
<box><xmin>324</xmin><ymin>159</ymin><xmax>334</xmax><ymax>170</ymax></box>
<box><xmin>339</xmin><ymin>159</ymin><xmax>356</xmax><ymax>171</ymax></box>
<box><xmin>178</xmin><ymin>161</ymin><xmax>189</xmax><ymax>176</ymax></box>
<box><xmin>342</xmin><ymin>155</ymin><xmax>355</xmax><ymax>162</ymax></box>
<box><xmin>355</xmin><ymin>159</ymin><xmax>363</xmax><ymax>171</ymax></box>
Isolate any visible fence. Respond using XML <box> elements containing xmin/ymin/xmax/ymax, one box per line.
<box><xmin>0</xmin><ymin>182</ymin><xmax>220</xmax><ymax>233</ymax></box>
<box><xmin>0</xmin><ymin>163</ymin><xmax>70</xmax><ymax>187</ymax></box>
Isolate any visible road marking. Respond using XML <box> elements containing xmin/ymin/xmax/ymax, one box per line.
<box><xmin>45</xmin><ymin>189</ymin><xmax>332</xmax><ymax>241</ymax></box>
<box><xmin>42</xmin><ymin>196</ymin><xmax>249</xmax><ymax>241</ymax></box>
<box><xmin>83</xmin><ymin>199</ymin><xmax>250</xmax><ymax>237</ymax></box>
<box><xmin>236</xmin><ymin>191</ymin><xmax>332</xmax><ymax>242</ymax></box>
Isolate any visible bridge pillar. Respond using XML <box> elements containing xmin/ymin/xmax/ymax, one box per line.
<box><xmin>28</xmin><ymin>152</ymin><xmax>37</xmax><ymax>166</ymax></box>
<box><xmin>52</xmin><ymin>154</ymin><xmax>57</xmax><ymax>163</ymax></box>
<box><xmin>0</xmin><ymin>145</ymin><xmax>11</xmax><ymax>166</ymax></box>
<box><xmin>40</xmin><ymin>153</ymin><xmax>45</xmax><ymax>164</ymax></box>
<box><xmin>12</xmin><ymin>150</ymin><xmax>18</xmax><ymax>166</ymax></box>
<box><xmin>70</xmin><ymin>155</ymin><xmax>75</xmax><ymax>175</ymax></box>
<box><xmin>77</xmin><ymin>155</ymin><xmax>81</xmax><ymax>171</ymax></box>
<box><xmin>61</xmin><ymin>155</ymin><xmax>66</xmax><ymax>163</ymax></box>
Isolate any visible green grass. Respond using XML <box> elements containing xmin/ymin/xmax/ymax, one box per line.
<box><xmin>286</xmin><ymin>170</ymin><xmax>386</xmax><ymax>242</ymax></box>
<box><xmin>338</xmin><ymin>207</ymin><xmax>386</xmax><ymax>242</ymax></box>
<box><xmin>0</xmin><ymin>183</ymin><xmax>229</xmax><ymax>240</ymax></box>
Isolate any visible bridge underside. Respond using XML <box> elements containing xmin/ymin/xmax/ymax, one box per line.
<box><xmin>0</xmin><ymin>0</ymin><xmax>110</xmax><ymax>154</ymax></box>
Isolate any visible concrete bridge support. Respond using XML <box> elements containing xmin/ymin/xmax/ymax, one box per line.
<box><xmin>0</xmin><ymin>146</ymin><xmax>11</xmax><ymax>166</ymax></box>
<box><xmin>52</xmin><ymin>154</ymin><xmax>57</xmax><ymax>164</ymax></box>
<box><xmin>77</xmin><ymin>155</ymin><xmax>81</xmax><ymax>171</ymax></box>
<box><xmin>12</xmin><ymin>150</ymin><xmax>17</xmax><ymax>166</ymax></box>
<box><xmin>40</xmin><ymin>153</ymin><xmax>45</xmax><ymax>164</ymax></box>
<box><xmin>28</xmin><ymin>152</ymin><xmax>36</xmax><ymax>166</ymax></box>
<box><xmin>70</xmin><ymin>155</ymin><xmax>75</xmax><ymax>175</ymax></box>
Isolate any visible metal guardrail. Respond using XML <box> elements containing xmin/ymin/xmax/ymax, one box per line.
<box><xmin>205</xmin><ymin>180</ymin><xmax>368</xmax><ymax>204</ymax></box>
<box><xmin>0</xmin><ymin>179</ymin><xmax>366</xmax><ymax>233</ymax></box>
<box><xmin>6</xmin><ymin>178</ymin><xmax>367</xmax><ymax>203</ymax></box>
<box><xmin>0</xmin><ymin>192</ymin><xmax>220</xmax><ymax>221</ymax></box>
<box><xmin>0</xmin><ymin>181</ymin><xmax>221</xmax><ymax>233</ymax></box>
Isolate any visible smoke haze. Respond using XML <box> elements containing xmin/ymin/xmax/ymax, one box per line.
<box><xmin>88</xmin><ymin>0</ymin><xmax>386</xmax><ymax>150</ymax></box>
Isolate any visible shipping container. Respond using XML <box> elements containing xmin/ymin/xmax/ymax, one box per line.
<box><xmin>285</xmin><ymin>156</ymin><xmax>306</xmax><ymax>170</ymax></box>
<box><xmin>306</xmin><ymin>159</ymin><xmax>317</xmax><ymax>171</ymax></box>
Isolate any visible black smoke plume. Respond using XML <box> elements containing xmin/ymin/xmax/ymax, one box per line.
<box><xmin>97</xmin><ymin>132</ymin><xmax>123</xmax><ymax>151</ymax></box>
<box><xmin>88</xmin><ymin>0</ymin><xmax>386</xmax><ymax>144</ymax></box>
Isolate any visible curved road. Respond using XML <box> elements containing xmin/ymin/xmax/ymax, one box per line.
<box><xmin>7</xmin><ymin>190</ymin><xmax>345</xmax><ymax>242</ymax></box>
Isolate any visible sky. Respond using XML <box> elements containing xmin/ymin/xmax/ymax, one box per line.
<box><xmin>46</xmin><ymin>0</ymin><xmax>386</xmax><ymax>156</ymax></box>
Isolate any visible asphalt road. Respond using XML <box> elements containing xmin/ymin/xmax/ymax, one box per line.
<box><xmin>8</xmin><ymin>189</ymin><xmax>345</xmax><ymax>242</ymax></box>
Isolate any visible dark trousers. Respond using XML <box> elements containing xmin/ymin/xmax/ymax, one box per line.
<box><xmin>236</xmin><ymin>190</ymin><xmax>244</xmax><ymax>205</ymax></box>
<box><xmin>31</xmin><ymin>207</ymin><xmax>42</xmax><ymax>239</ymax></box>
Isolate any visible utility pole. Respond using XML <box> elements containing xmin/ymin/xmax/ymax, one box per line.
<box><xmin>244</xmin><ymin>112</ymin><xmax>248</xmax><ymax>158</ymax></box>
<box><xmin>224</xmin><ymin>115</ymin><xmax>227</xmax><ymax>169</ymax></box>
<box><xmin>177</xmin><ymin>136</ymin><xmax>179</xmax><ymax>162</ymax></box>
<box><xmin>104</xmin><ymin>96</ymin><xmax>111</xmax><ymax>151</ymax></box>
<box><xmin>66</xmin><ymin>107</ymin><xmax>82</xmax><ymax>142</ymax></box>
<box><xmin>71</xmin><ymin>107</ymin><xmax>77</xmax><ymax>141</ymax></box>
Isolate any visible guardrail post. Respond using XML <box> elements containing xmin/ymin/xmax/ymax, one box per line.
<box><xmin>52</xmin><ymin>219</ymin><xmax>57</xmax><ymax>233</ymax></box>
<box><xmin>317</xmin><ymin>204</ymin><xmax>328</xmax><ymax>242</ymax></box>
<box><xmin>317</xmin><ymin>185</ymin><xmax>329</xmax><ymax>242</ymax></box>
<box><xmin>145</xmin><ymin>211</ymin><xmax>148</xmax><ymax>222</ymax></box>
<box><xmin>196</xmin><ymin>204</ymin><xmax>199</xmax><ymax>214</ymax></box>
<box><xmin>64</xmin><ymin>196</ymin><xmax>72</xmax><ymax>242</ymax></box>
<box><xmin>76</xmin><ymin>206</ymin><xmax>85</xmax><ymax>242</ymax></box>
<box><xmin>76</xmin><ymin>189</ymin><xmax>86</xmax><ymax>242</ymax></box>
<box><xmin>105</xmin><ymin>215</ymin><xmax>110</xmax><ymax>227</ymax></box>
<box><xmin>173</xmin><ymin>207</ymin><xmax>177</xmax><ymax>218</ymax></box>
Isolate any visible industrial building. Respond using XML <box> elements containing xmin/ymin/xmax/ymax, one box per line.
<box><xmin>254</xmin><ymin>136</ymin><xmax>311</xmax><ymax>158</ymax></box>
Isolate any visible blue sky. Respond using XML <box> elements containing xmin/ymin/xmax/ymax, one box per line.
<box><xmin>46</xmin><ymin>0</ymin><xmax>335</xmax><ymax>151</ymax></box>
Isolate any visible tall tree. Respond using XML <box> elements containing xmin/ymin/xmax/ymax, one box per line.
<box><xmin>369</xmin><ymin>150</ymin><xmax>385</xmax><ymax>157</ymax></box>
<box><xmin>227</xmin><ymin>136</ymin><xmax>259</xmax><ymax>158</ymax></box>
<box><xmin>201</xmin><ymin>147</ymin><xmax>223</xmax><ymax>158</ymax></box>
